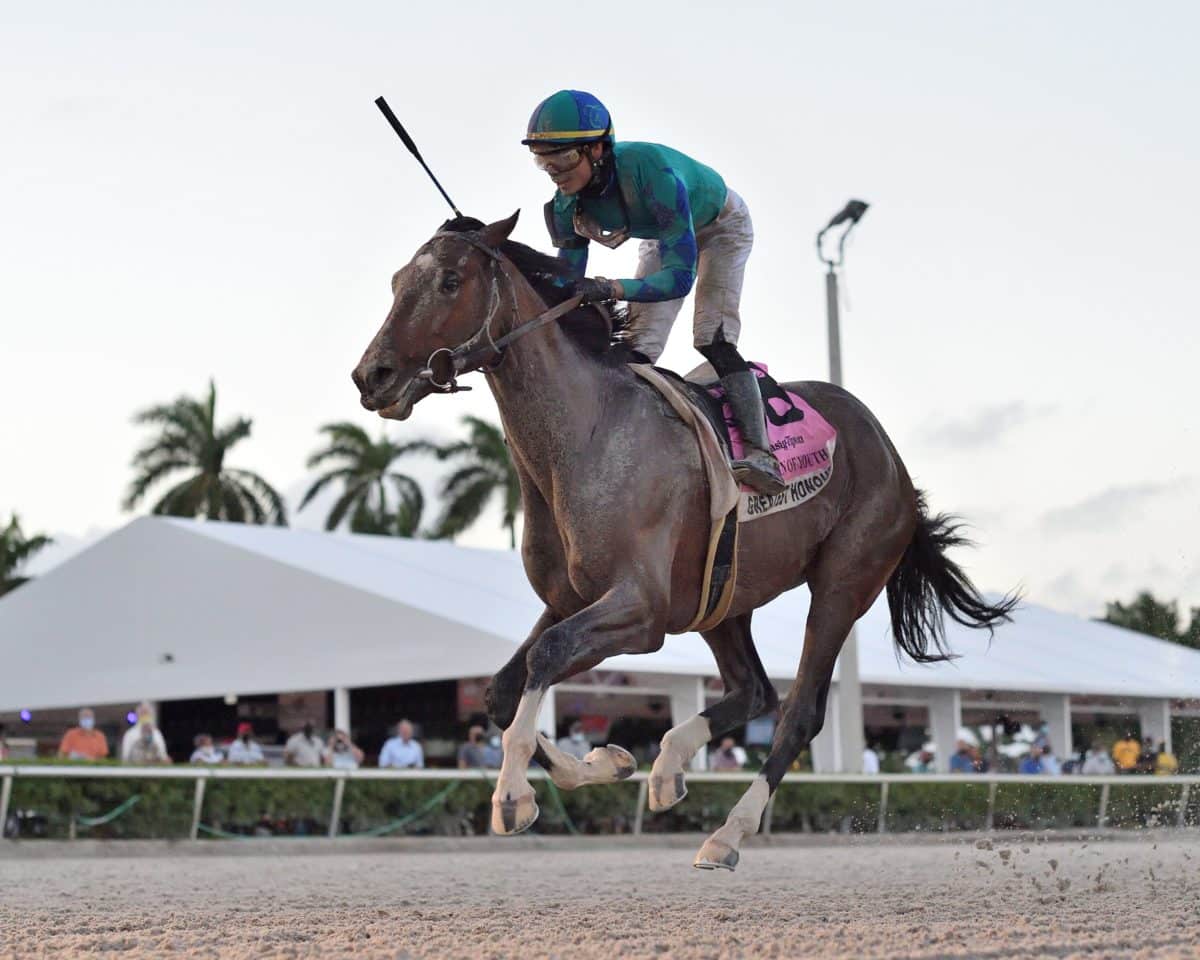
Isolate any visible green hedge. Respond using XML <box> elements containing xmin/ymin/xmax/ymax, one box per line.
<box><xmin>3</xmin><ymin>768</ymin><xmax>1195</xmax><ymax>840</ymax></box>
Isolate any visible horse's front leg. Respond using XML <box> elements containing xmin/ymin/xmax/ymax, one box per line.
<box><xmin>491</xmin><ymin>581</ymin><xmax>665</xmax><ymax>835</ymax></box>
<box><xmin>484</xmin><ymin>607</ymin><xmax>560</xmax><ymax>731</ymax></box>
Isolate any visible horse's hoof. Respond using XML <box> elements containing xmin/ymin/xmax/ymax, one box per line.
<box><xmin>491</xmin><ymin>793</ymin><xmax>539</xmax><ymax>835</ymax></box>
<box><xmin>583</xmin><ymin>744</ymin><xmax>637</xmax><ymax>781</ymax></box>
<box><xmin>648</xmin><ymin>771</ymin><xmax>688</xmax><ymax>812</ymax></box>
<box><xmin>693</xmin><ymin>837</ymin><xmax>739</xmax><ymax>871</ymax></box>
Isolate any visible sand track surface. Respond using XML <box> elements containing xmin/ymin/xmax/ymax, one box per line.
<box><xmin>2</xmin><ymin>835</ymin><xmax>1199</xmax><ymax>959</ymax></box>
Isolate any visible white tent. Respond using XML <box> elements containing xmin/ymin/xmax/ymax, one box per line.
<box><xmin>2</xmin><ymin>518</ymin><xmax>1197</xmax><ymax>767</ymax></box>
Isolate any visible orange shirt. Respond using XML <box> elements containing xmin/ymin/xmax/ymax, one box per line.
<box><xmin>58</xmin><ymin>727</ymin><xmax>110</xmax><ymax>760</ymax></box>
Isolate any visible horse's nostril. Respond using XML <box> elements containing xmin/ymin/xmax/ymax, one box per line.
<box><xmin>366</xmin><ymin>365</ymin><xmax>397</xmax><ymax>395</ymax></box>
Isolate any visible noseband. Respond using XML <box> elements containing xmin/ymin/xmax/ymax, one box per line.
<box><xmin>415</xmin><ymin>231</ymin><xmax>583</xmax><ymax>393</ymax></box>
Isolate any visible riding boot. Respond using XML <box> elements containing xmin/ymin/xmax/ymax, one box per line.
<box><xmin>720</xmin><ymin>370</ymin><xmax>786</xmax><ymax>496</ymax></box>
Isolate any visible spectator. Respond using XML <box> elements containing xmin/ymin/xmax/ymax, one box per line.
<box><xmin>225</xmin><ymin>722</ymin><xmax>265</xmax><ymax>765</ymax></box>
<box><xmin>190</xmin><ymin>734</ymin><xmax>223</xmax><ymax>764</ymax></box>
<box><xmin>283</xmin><ymin>720</ymin><xmax>324</xmax><ymax>768</ymax></box>
<box><xmin>57</xmin><ymin>708</ymin><xmax>109</xmax><ymax>761</ymax></box>
<box><xmin>710</xmin><ymin>736</ymin><xmax>747</xmax><ymax>771</ymax></box>
<box><xmin>949</xmin><ymin>740</ymin><xmax>976</xmax><ymax>773</ymax></box>
<box><xmin>912</xmin><ymin>749</ymin><xmax>935</xmax><ymax>773</ymax></box>
<box><xmin>457</xmin><ymin>725</ymin><xmax>490</xmax><ymax>769</ymax></box>
<box><xmin>1111</xmin><ymin>732</ymin><xmax>1140</xmax><ymax>773</ymax></box>
<box><xmin>379</xmin><ymin>720</ymin><xmax>424</xmax><ymax>769</ymax></box>
<box><xmin>0</xmin><ymin>722</ymin><xmax>8</xmax><ymax>761</ymax></box>
<box><xmin>1040</xmin><ymin>742</ymin><xmax>1062</xmax><ymax>776</ymax></box>
<box><xmin>1154</xmin><ymin>741</ymin><xmax>1179</xmax><ymax>776</ymax></box>
<box><xmin>482</xmin><ymin>733</ymin><xmax>503</xmax><ymax>769</ymax></box>
<box><xmin>862</xmin><ymin>744</ymin><xmax>881</xmax><ymax>774</ymax></box>
<box><xmin>556</xmin><ymin>721</ymin><xmax>591</xmax><ymax>761</ymax></box>
<box><xmin>324</xmin><ymin>730</ymin><xmax>364</xmax><ymax>770</ymax></box>
<box><xmin>121</xmin><ymin>702</ymin><xmax>167</xmax><ymax>761</ymax></box>
<box><xmin>1018</xmin><ymin>745</ymin><xmax>1044</xmax><ymax>775</ymax></box>
<box><xmin>1137</xmin><ymin>737</ymin><xmax>1157</xmax><ymax>775</ymax></box>
<box><xmin>126</xmin><ymin>719</ymin><xmax>170</xmax><ymax>764</ymax></box>
<box><xmin>1080</xmin><ymin>742</ymin><xmax>1115</xmax><ymax>775</ymax></box>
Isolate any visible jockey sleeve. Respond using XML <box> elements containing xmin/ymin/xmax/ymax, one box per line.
<box><xmin>548</xmin><ymin>141</ymin><xmax>727</xmax><ymax>303</ymax></box>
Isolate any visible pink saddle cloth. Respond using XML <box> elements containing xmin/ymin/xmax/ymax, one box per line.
<box><xmin>708</xmin><ymin>363</ymin><xmax>838</xmax><ymax>521</ymax></box>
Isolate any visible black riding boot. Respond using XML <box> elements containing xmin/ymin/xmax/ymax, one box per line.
<box><xmin>720</xmin><ymin>370</ymin><xmax>786</xmax><ymax>495</ymax></box>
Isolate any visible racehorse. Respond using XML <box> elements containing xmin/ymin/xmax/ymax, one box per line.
<box><xmin>352</xmin><ymin>212</ymin><xmax>1016</xmax><ymax>870</ymax></box>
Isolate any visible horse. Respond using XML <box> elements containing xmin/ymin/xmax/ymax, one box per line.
<box><xmin>352</xmin><ymin>211</ymin><xmax>1016</xmax><ymax>870</ymax></box>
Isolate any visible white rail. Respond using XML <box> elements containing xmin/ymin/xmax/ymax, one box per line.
<box><xmin>1</xmin><ymin>766</ymin><xmax>1196</xmax><ymax>841</ymax></box>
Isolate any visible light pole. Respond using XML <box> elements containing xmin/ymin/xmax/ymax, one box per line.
<box><xmin>816</xmin><ymin>199</ymin><xmax>869</xmax><ymax>773</ymax></box>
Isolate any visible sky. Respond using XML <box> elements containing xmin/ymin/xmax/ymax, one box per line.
<box><xmin>3</xmin><ymin>2</ymin><xmax>1198</xmax><ymax>619</ymax></box>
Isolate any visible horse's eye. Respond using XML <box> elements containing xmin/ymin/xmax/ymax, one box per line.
<box><xmin>441</xmin><ymin>272</ymin><xmax>460</xmax><ymax>294</ymax></box>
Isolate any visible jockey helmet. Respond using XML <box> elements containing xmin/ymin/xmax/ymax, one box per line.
<box><xmin>522</xmin><ymin>90</ymin><xmax>613</xmax><ymax>147</ymax></box>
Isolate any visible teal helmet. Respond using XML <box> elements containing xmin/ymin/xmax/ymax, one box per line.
<box><xmin>522</xmin><ymin>90</ymin><xmax>613</xmax><ymax>147</ymax></box>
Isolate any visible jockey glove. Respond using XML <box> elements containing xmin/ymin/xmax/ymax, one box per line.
<box><xmin>570</xmin><ymin>277</ymin><xmax>618</xmax><ymax>304</ymax></box>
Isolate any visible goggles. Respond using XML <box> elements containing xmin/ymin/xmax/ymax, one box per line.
<box><xmin>531</xmin><ymin>146</ymin><xmax>586</xmax><ymax>174</ymax></box>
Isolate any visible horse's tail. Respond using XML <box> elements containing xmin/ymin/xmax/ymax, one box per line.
<box><xmin>884</xmin><ymin>490</ymin><xmax>1020</xmax><ymax>663</ymax></box>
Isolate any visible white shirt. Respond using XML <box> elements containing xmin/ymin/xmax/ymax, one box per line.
<box><xmin>121</xmin><ymin>725</ymin><xmax>168</xmax><ymax>762</ymax></box>
<box><xmin>1081</xmin><ymin>751</ymin><xmax>1115</xmax><ymax>775</ymax></box>
<box><xmin>284</xmin><ymin>732</ymin><xmax>324</xmax><ymax>768</ymax></box>
<box><xmin>190</xmin><ymin>746</ymin><xmax>224</xmax><ymax>765</ymax></box>
<box><xmin>379</xmin><ymin>736</ymin><xmax>424</xmax><ymax>768</ymax></box>
<box><xmin>226</xmin><ymin>738</ymin><xmax>265</xmax><ymax>765</ymax></box>
<box><xmin>862</xmin><ymin>748</ymin><xmax>881</xmax><ymax>774</ymax></box>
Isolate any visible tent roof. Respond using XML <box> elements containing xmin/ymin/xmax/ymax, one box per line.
<box><xmin>2</xmin><ymin>517</ymin><xmax>1197</xmax><ymax>711</ymax></box>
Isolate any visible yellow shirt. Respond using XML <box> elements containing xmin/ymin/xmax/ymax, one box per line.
<box><xmin>1111</xmin><ymin>739</ymin><xmax>1140</xmax><ymax>770</ymax></box>
<box><xmin>1155</xmin><ymin>752</ymin><xmax>1179</xmax><ymax>775</ymax></box>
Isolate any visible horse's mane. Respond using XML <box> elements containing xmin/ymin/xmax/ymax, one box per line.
<box><xmin>439</xmin><ymin>216</ymin><xmax>631</xmax><ymax>362</ymax></box>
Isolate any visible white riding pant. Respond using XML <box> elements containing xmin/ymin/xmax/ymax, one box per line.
<box><xmin>625</xmin><ymin>189</ymin><xmax>753</xmax><ymax>363</ymax></box>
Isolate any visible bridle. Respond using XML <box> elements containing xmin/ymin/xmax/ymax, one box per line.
<box><xmin>415</xmin><ymin>230</ymin><xmax>584</xmax><ymax>394</ymax></box>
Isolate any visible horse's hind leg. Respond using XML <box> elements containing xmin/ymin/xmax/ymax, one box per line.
<box><xmin>648</xmin><ymin>614</ymin><xmax>778</xmax><ymax>812</ymax></box>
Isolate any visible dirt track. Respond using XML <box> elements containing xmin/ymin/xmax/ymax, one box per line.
<box><xmin>2</xmin><ymin>835</ymin><xmax>1199</xmax><ymax>959</ymax></box>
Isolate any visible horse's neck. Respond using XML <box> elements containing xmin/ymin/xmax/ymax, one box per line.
<box><xmin>484</xmin><ymin>283</ymin><xmax>606</xmax><ymax>482</ymax></box>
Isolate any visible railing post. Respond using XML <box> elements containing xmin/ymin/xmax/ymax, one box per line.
<box><xmin>877</xmin><ymin>781</ymin><xmax>889</xmax><ymax>834</ymax></box>
<box><xmin>1178</xmin><ymin>784</ymin><xmax>1191</xmax><ymax>828</ymax></box>
<box><xmin>328</xmin><ymin>776</ymin><xmax>346</xmax><ymax>838</ymax></box>
<box><xmin>1097</xmin><ymin>782</ymin><xmax>1110</xmax><ymax>828</ymax></box>
<box><xmin>190</xmin><ymin>777</ymin><xmax>207</xmax><ymax>841</ymax></box>
<box><xmin>985</xmin><ymin>782</ymin><xmax>997</xmax><ymax>831</ymax></box>
<box><xmin>0</xmin><ymin>775</ymin><xmax>12</xmax><ymax>840</ymax></box>
<box><xmin>632</xmin><ymin>779</ymin><xmax>648</xmax><ymax>836</ymax></box>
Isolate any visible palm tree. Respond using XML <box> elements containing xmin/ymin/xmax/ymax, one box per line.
<box><xmin>123</xmin><ymin>379</ymin><xmax>286</xmax><ymax>524</ymax></box>
<box><xmin>299</xmin><ymin>422</ymin><xmax>430</xmax><ymax>536</ymax></box>
<box><xmin>431</xmin><ymin>415</ymin><xmax>521</xmax><ymax>548</ymax></box>
<box><xmin>1</xmin><ymin>514</ymin><xmax>53</xmax><ymax>597</ymax></box>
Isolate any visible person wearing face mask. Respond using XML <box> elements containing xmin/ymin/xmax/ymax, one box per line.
<box><xmin>58</xmin><ymin>707</ymin><xmax>110</xmax><ymax>761</ymax></box>
<box><xmin>120</xmin><ymin>702</ymin><xmax>169</xmax><ymax>762</ymax></box>
<box><xmin>284</xmin><ymin>720</ymin><xmax>324</xmax><ymax>768</ymax></box>
<box><xmin>127</xmin><ymin>718</ymin><xmax>170</xmax><ymax>764</ymax></box>
<box><xmin>225</xmin><ymin>722</ymin><xmax>265</xmax><ymax>766</ymax></box>
<box><xmin>525</xmin><ymin>89</ymin><xmax>784</xmax><ymax>496</ymax></box>
<box><xmin>555</xmin><ymin>720</ymin><xmax>591</xmax><ymax>762</ymax></box>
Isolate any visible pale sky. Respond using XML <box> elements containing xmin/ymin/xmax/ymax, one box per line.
<box><xmin>3</xmin><ymin>2</ymin><xmax>1198</xmax><ymax>618</ymax></box>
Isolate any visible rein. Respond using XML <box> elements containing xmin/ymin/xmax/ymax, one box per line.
<box><xmin>416</xmin><ymin>230</ymin><xmax>584</xmax><ymax>393</ymax></box>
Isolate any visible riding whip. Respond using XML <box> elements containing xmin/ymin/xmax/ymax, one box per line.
<box><xmin>374</xmin><ymin>96</ymin><xmax>463</xmax><ymax>217</ymax></box>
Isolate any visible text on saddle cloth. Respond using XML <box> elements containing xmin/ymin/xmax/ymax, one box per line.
<box><xmin>708</xmin><ymin>364</ymin><xmax>838</xmax><ymax>522</ymax></box>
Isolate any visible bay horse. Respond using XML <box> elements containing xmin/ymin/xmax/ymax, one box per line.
<box><xmin>352</xmin><ymin>212</ymin><xmax>1016</xmax><ymax>870</ymax></box>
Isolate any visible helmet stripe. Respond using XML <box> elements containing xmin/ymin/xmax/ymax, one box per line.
<box><xmin>525</xmin><ymin>128</ymin><xmax>609</xmax><ymax>141</ymax></box>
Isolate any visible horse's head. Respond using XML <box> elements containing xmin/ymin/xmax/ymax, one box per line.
<box><xmin>352</xmin><ymin>211</ymin><xmax>520</xmax><ymax>420</ymax></box>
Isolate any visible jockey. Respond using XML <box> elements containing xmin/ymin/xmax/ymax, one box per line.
<box><xmin>523</xmin><ymin>89</ymin><xmax>785</xmax><ymax>496</ymax></box>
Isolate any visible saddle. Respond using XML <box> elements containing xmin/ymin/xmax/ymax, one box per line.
<box><xmin>629</xmin><ymin>362</ymin><xmax>839</xmax><ymax>634</ymax></box>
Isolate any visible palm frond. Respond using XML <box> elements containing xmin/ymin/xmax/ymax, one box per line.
<box><xmin>227</xmin><ymin>468</ymin><xmax>287</xmax><ymax>526</ymax></box>
<box><xmin>431</xmin><ymin>477</ymin><xmax>494</xmax><ymax>540</ymax></box>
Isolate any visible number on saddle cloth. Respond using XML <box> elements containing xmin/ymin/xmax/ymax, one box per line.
<box><xmin>750</xmin><ymin>364</ymin><xmax>805</xmax><ymax>428</ymax></box>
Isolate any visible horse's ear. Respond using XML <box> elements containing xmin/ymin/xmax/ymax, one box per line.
<box><xmin>481</xmin><ymin>210</ymin><xmax>520</xmax><ymax>247</ymax></box>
